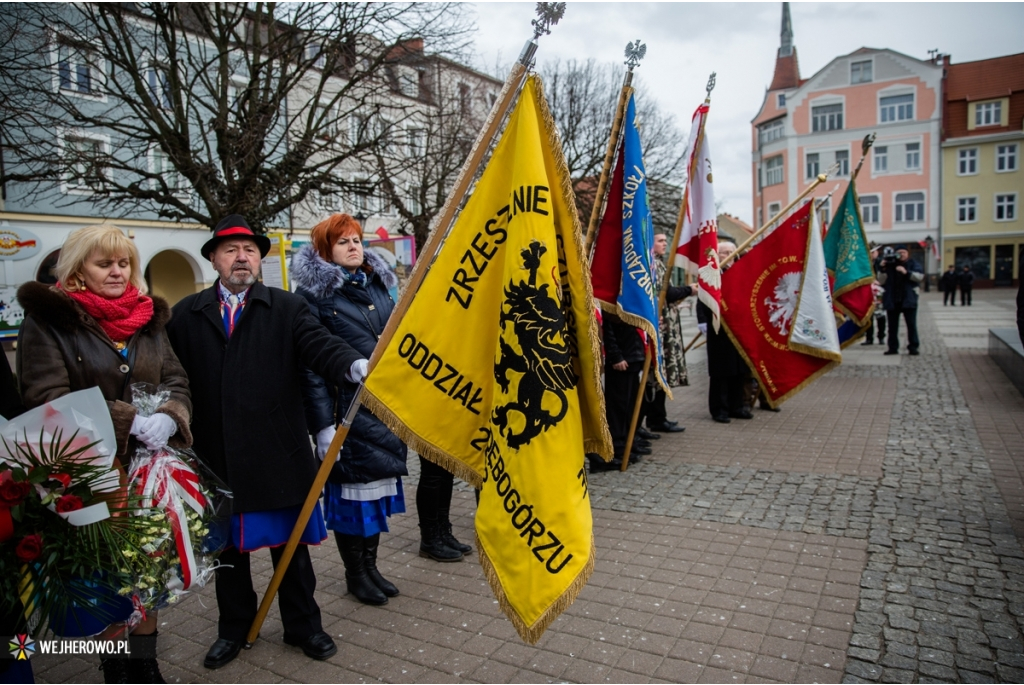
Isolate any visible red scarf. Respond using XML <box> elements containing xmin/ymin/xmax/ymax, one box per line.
<box><xmin>65</xmin><ymin>284</ymin><xmax>154</xmax><ymax>343</ymax></box>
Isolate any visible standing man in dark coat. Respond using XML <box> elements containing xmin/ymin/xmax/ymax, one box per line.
<box><xmin>599</xmin><ymin>314</ymin><xmax>649</xmax><ymax>469</ymax></box>
<box><xmin>877</xmin><ymin>245</ymin><xmax>924</xmax><ymax>355</ymax></box>
<box><xmin>939</xmin><ymin>264</ymin><xmax>958</xmax><ymax>306</ymax></box>
<box><xmin>166</xmin><ymin>215</ymin><xmax>365</xmax><ymax>670</ymax></box>
<box><xmin>698</xmin><ymin>241</ymin><xmax>752</xmax><ymax>423</ymax></box>
<box><xmin>958</xmin><ymin>265</ymin><xmax>975</xmax><ymax>306</ymax></box>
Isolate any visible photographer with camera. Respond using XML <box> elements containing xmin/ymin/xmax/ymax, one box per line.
<box><xmin>877</xmin><ymin>245</ymin><xmax>924</xmax><ymax>356</ymax></box>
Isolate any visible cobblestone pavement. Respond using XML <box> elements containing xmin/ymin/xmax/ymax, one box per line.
<box><xmin>32</xmin><ymin>291</ymin><xmax>1024</xmax><ymax>683</ymax></box>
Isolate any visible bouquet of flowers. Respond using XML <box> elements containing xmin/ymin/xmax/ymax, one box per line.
<box><xmin>125</xmin><ymin>384</ymin><xmax>220</xmax><ymax>614</ymax></box>
<box><xmin>0</xmin><ymin>387</ymin><xmax>164</xmax><ymax>636</ymax></box>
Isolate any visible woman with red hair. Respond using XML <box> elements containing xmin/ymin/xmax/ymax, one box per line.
<box><xmin>291</xmin><ymin>214</ymin><xmax>409</xmax><ymax>605</ymax></box>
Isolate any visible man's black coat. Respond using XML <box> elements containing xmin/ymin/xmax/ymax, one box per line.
<box><xmin>167</xmin><ymin>282</ymin><xmax>362</xmax><ymax>513</ymax></box>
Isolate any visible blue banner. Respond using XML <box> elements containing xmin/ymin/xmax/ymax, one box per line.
<box><xmin>618</xmin><ymin>93</ymin><xmax>666</xmax><ymax>390</ymax></box>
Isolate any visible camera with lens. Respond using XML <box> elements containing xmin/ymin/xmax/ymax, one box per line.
<box><xmin>880</xmin><ymin>246</ymin><xmax>898</xmax><ymax>267</ymax></box>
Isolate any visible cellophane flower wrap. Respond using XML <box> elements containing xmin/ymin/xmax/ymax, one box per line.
<box><xmin>0</xmin><ymin>387</ymin><xmax>168</xmax><ymax>637</ymax></box>
<box><xmin>126</xmin><ymin>384</ymin><xmax>219</xmax><ymax>616</ymax></box>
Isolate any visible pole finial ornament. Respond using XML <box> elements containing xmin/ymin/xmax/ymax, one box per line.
<box><xmin>624</xmin><ymin>40</ymin><xmax>646</xmax><ymax>70</ymax></box>
<box><xmin>861</xmin><ymin>132</ymin><xmax>876</xmax><ymax>156</ymax></box>
<box><xmin>532</xmin><ymin>3</ymin><xmax>566</xmax><ymax>40</ymax></box>
<box><xmin>706</xmin><ymin>72</ymin><xmax>717</xmax><ymax>96</ymax></box>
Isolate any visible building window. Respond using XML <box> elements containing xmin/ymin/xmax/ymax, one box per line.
<box><xmin>407</xmin><ymin>127</ymin><xmax>425</xmax><ymax>157</ymax></box>
<box><xmin>407</xmin><ymin>185</ymin><xmax>422</xmax><ymax>216</ymax></box>
<box><xmin>806</xmin><ymin>152</ymin><xmax>819</xmax><ymax>179</ymax></box>
<box><xmin>835</xmin><ymin>149</ymin><xmax>849</xmax><ymax>176</ymax></box>
<box><xmin>996</xmin><ymin>144</ymin><xmax>1018</xmax><ymax>172</ymax></box>
<box><xmin>56</xmin><ymin>40</ymin><xmax>103</xmax><ymax>97</ymax></box>
<box><xmin>308</xmin><ymin>43</ymin><xmax>326</xmax><ymax>69</ymax></box>
<box><xmin>851</xmin><ymin>60</ymin><xmax>872</xmax><ymax>84</ymax></box>
<box><xmin>349</xmin><ymin>113</ymin><xmax>368</xmax><ymax>146</ymax></box>
<box><xmin>350</xmin><ymin>178</ymin><xmax>372</xmax><ymax>214</ymax></box>
<box><xmin>995</xmin><ymin>194</ymin><xmax>1017</xmax><ymax>221</ymax></box>
<box><xmin>764</xmin><ymin>155</ymin><xmax>783</xmax><ymax>186</ymax></box>
<box><xmin>147</xmin><ymin>66</ymin><xmax>172</xmax><ymax>110</ymax></box>
<box><xmin>757</xmin><ymin>208</ymin><xmax>763</xmax><ymax>227</ymax></box>
<box><xmin>314</xmin><ymin>101</ymin><xmax>338</xmax><ymax>139</ymax></box>
<box><xmin>874</xmin><ymin>146</ymin><xmax>888</xmax><ymax>172</ymax></box>
<box><xmin>859</xmin><ymin>195</ymin><xmax>879</xmax><ymax>224</ymax></box>
<box><xmin>905</xmin><ymin>142</ymin><xmax>920</xmax><ymax>170</ymax></box>
<box><xmin>62</xmin><ymin>134</ymin><xmax>107</xmax><ymax>192</ymax></box>
<box><xmin>957</xmin><ymin>197</ymin><xmax>977</xmax><ymax>223</ymax></box>
<box><xmin>767</xmin><ymin>202</ymin><xmax>781</xmax><ymax>218</ymax></box>
<box><xmin>955</xmin><ymin>246</ymin><xmax>990</xmax><ymax>278</ymax></box>
<box><xmin>958</xmin><ymin>148</ymin><xmax>978</xmax><ymax>175</ymax></box>
<box><xmin>777</xmin><ymin>93</ymin><xmax>786</xmax><ymax>108</ymax></box>
<box><xmin>879</xmin><ymin>94</ymin><xmax>914</xmax><ymax>123</ymax></box>
<box><xmin>811</xmin><ymin>103</ymin><xmax>843</xmax><ymax>132</ymax></box>
<box><xmin>975</xmin><ymin>101</ymin><xmax>1002</xmax><ymax>127</ymax></box>
<box><xmin>151</xmin><ymin>148</ymin><xmax>185</xmax><ymax>195</ymax></box>
<box><xmin>397</xmin><ymin>66</ymin><xmax>419</xmax><ymax>98</ymax></box>
<box><xmin>458</xmin><ymin>82</ymin><xmax>471</xmax><ymax>114</ymax></box>
<box><xmin>758</xmin><ymin>118</ymin><xmax>784</xmax><ymax>146</ymax></box>
<box><xmin>894</xmin><ymin>192</ymin><xmax>925</xmax><ymax>223</ymax></box>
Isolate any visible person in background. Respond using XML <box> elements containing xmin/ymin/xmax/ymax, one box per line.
<box><xmin>167</xmin><ymin>215</ymin><xmax>364</xmax><ymax>670</ymax></box>
<box><xmin>877</xmin><ymin>245</ymin><xmax>924</xmax><ymax>356</ymax></box>
<box><xmin>291</xmin><ymin>214</ymin><xmax>412</xmax><ymax>604</ymax></box>
<box><xmin>959</xmin><ymin>265</ymin><xmax>974</xmax><ymax>306</ymax></box>
<box><xmin>17</xmin><ymin>224</ymin><xmax>192</xmax><ymax>683</ymax></box>
<box><xmin>940</xmin><ymin>264</ymin><xmax>958</xmax><ymax>306</ymax></box>
<box><xmin>697</xmin><ymin>241</ymin><xmax>752</xmax><ymax>423</ymax></box>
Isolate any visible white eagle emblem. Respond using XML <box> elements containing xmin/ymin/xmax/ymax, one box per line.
<box><xmin>698</xmin><ymin>248</ymin><xmax>721</xmax><ymax>291</ymax></box>
<box><xmin>764</xmin><ymin>271</ymin><xmax>802</xmax><ymax>335</ymax></box>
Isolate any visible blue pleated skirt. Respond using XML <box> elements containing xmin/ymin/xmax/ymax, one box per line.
<box><xmin>323</xmin><ymin>478</ymin><xmax>406</xmax><ymax>536</ymax></box>
<box><xmin>231</xmin><ymin>504</ymin><xmax>328</xmax><ymax>553</ymax></box>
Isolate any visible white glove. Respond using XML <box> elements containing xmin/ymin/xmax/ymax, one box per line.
<box><xmin>347</xmin><ymin>358</ymin><xmax>369</xmax><ymax>383</ymax></box>
<box><xmin>130</xmin><ymin>414</ymin><xmax>147</xmax><ymax>437</ymax></box>
<box><xmin>137</xmin><ymin>413</ymin><xmax>176</xmax><ymax>451</ymax></box>
<box><xmin>316</xmin><ymin>426</ymin><xmax>336</xmax><ymax>461</ymax></box>
<box><xmin>698</xmin><ymin>322</ymin><xmax>708</xmax><ymax>336</ymax></box>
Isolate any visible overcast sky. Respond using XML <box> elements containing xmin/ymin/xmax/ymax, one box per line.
<box><xmin>468</xmin><ymin>2</ymin><xmax>1024</xmax><ymax>225</ymax></box>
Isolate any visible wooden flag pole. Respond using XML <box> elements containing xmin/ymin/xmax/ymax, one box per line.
<box><xmin>583</xmin><ymin>39</ymin><xmax>646</xmax><ymax>259</ymax></box>
<box><xmin>683</xmin><ymin>331</ymin><xmax>703</xmax><ymax>353</ymax></box>
<box><xmin>620</xmin><ymin>346</ymin><xmax>652</xmax><ymax>472</ymax></box>
<box><xmin>244</xmin><ymin>4</ymin><xmax>562</xmax><ymax>645</ymax></box>
<box><xmin>720</xmin><ymin>171</ymin><xmax>831</xmax><ymax>270</ymax></box>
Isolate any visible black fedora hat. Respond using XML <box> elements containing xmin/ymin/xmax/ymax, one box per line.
<box><xmin>201</xmin><ymin>214</ymin><xmax>272</xmax><ymax>259</ymax></box>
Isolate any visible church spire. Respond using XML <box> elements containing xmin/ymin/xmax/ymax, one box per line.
<box><xmin>780</xmin><ymin>2</ymin><xmax>793</xmax><ymax>57</ymax></box>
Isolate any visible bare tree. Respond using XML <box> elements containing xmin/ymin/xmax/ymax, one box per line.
<box><xmin>0</xmin><ymin>2</ymin><xmax>472</xmax><ymax>232</ymax></box>
<box><xmin>538</xmin><ymin>58</ymin><xmax>687</xmax><ymax>234</ymax></box>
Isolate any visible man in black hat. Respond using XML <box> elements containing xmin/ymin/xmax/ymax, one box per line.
<box><xmin>167</xmin><ymin>215</ymin><xmax>366</xmax><ymax>669</ymax></box>
<box><xmin>877</xmin><ymin>244</ymin><xmax>924</xmax><ymax>355</ymax></box>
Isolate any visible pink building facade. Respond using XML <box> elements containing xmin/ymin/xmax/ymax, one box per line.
<box><xmin>752</xmin><ymin>5</ymin><xmax>943</xmax><ymax>272</ymax></box>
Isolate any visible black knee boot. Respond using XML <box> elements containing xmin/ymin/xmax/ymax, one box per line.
<box><xmin>100</xmin><ymin>657</ymin><xmax>130</xmax><ymax>684</ymax></box>
<box><xmin>127</xmin><ymin>633</ymin><xmax>165</xmax><ymax>683</ymax></box>
<box><xmin>436</xmin><ymin>488</ymin><xmax>472</xmax><ymax>556</ymax></box>
<box><xmin>363</xmin><ymin>534</ymin><xmax>399</xmax><ymax>597</ymax></box>
<box><xmin>335</xmin><ymin>532</ymin><xmax>388</xmax><ymax>605</ymax></box>
<box><xmin>417</xmin><ymin>458</ymin><xmax>463</xmax><ymax>562</ymax></box>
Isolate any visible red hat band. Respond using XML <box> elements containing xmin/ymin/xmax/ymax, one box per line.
<box><xmin>216</xmin><ymin>226</ymin><xmax>256</xmax><ymax>238</ymax></box>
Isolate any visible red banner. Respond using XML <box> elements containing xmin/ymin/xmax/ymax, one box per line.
<box><xmin>589</xmin><ymin>151</ymin><xmax>624</xmax><ymax>308</ymax></box>
<box><xmin>720</xmin><ymin>203</ymin><xmax>837</xmax><ymax>406</ymax></box>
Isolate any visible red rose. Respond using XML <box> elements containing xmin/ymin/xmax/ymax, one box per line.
<box><xmin>15</xmin><ymin>534</ymin><xmax>42</xmax><ymax>563</ymax></box>
<box><xmin>55</xmin><ymin>494</ymin><xmax>84</xmax><ymax>513</ymax></box>
<box><xmin>0</xmin><ymin>479</ymin><xmax>31</xmax><ymax>507</ymax></box>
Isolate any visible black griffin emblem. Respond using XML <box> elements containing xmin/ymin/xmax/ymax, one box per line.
<box><xmin>492</xmin><ymin>240</ymin><xmax>578</xmax><ymax>449</ymax></box>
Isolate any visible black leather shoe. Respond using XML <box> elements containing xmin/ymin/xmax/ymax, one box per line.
<box><xmin>283</xmin><ymin>631</ymin><xmax>337</xmax><ymax>661</ymax></box>
<box><xmin>634</xmin><ymin>438</ymin><xmax>651</xmax><ymax>449</ymax></box>
<box><xmin>883</xmin><ymin>350</ymin><xmax>898</xmax><ymax>355</ymax></box>
<box><xmin>758</xmin><ymin>402</ymin><xmax>781</xmax><ymax>413</ymax></box>
<box><xmin>589</xmin><ymin>457</ymin><xmax>623</xmax><ymax>473</ymax></box>
<box><xmin>908</xmin><ymin>349</ymin><xmax>919</xmax><ymax>356</ymax></box>
<box><xmin>860</xmin><ymin>340</ymin><xmax>873</xmax><ymax>345</ymax></box>
<box><xmin>712</xmin><ymin>415</ymin><xmax>731</xmax><ymax>424</ymax></box>
<box><xmin>636</xmin><ymin>427</ymin><xmax>660</xmax><ymax>440</ymax></box>
<box><xmin>729</xmin><ymin>409</ymin><xmax>754</xmax><ymax>420</ymax></box>
<box><xmin>203</xmin><ymin>638</ymin><xmax>243</xmax><ymax>670</ymax></box>
<box><xmin>650</xmin><ymin>422</ymin><xmax>685</xmax><ymax>433</ymax></box>
<box><xmin>629</xmin><ymin>443</ymin><xmax>652</xmax><ymax>455</ymax></box>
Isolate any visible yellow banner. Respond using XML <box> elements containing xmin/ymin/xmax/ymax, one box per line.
<box><xmin>364</xmin><ymin>75</ymin><xmax>612</xmax><ymax>643</ymax></box>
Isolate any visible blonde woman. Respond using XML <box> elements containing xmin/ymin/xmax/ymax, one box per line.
<box><xmin>17</xmin><ymin>224</ymin><xmax>192</xmax><ymax>683</ymax></box>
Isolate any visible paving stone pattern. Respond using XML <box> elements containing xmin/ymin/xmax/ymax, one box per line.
<box><xmin>30</xmin><ymin>293</ymin><xmax>1024</xmax><ymax>683</ymax></box>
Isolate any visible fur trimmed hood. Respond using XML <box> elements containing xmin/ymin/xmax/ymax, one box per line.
<box><xmin>17</xmin><ymin>281</ymin><xmax>172</xmax><ymax>333</ymax></box>
<box><xmin>290</xmin><ymin>244</ymin><xmax>397</xmax><ymax>300</ymax></box>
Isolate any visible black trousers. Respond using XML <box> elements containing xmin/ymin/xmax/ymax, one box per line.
<box><xmin>642</xmin><ymin>385</ymin><xmax>668</xmax><ymax>428</ymax></box>
<box><xmin>886</xmin><ymin>307</ymin><xmax>920</xmax><ymax>353</ymax></box>
<box><xmin>708</xmin><ymin>374</ymin><xmax>748</xmax><ymax>419</ymax></box>
<box><xmin>605</xmin><ymin>361</ymin><xmax>643</xmax><ymax>453</ymax></box>
<box><xmin>417</xmin><ymin>455</ymin><xmax>454</xmax><ymax>527</ymax></box>
<box><xmin>215</xmin><ymin>543</ymin><xmax>322</xmax><ymax>642</ymax></box>
<box><xmin>943</xmin><ymin>289</ymin><xmax>956</xmax><ymax>305</ymax></box>
<box><xmin>961</xmin><ymin>287</ymin><xmax>972</xmax><ymax>306</ymax></box>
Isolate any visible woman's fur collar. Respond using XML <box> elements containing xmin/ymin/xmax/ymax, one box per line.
<box><xmin>17</xmin><ymin>281</ymin><xmax>171</xmax><ymax>332</ymax></box>
<box><xmin>290</xmin><ymin>244</ymin><xmax>397</xmax><ymax>300</ymax></box>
